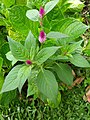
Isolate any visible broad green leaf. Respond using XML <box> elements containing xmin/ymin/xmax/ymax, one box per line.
<box><xmin>47</xmin><ymin>92</ymin><xmax>61</xmax><ymax>108</ymax></box>
<box><xmin>67</xmin><ymin>40</ymin><xmax>83</xmax><ymax>54</ymax></box>
<box><xmin>17</xmin><ymin>65</ymin><xmax>31</xmax><ymax>93</ymax></box>
<box><xmin>36</xmin><ymin>69</ymin><xmax>58</xmax><ymax>102</ymax></box>
<box><xmin>47</xmin><ymin>31</ymin><xmax>69</xmax><ymax>39</ymax></box>
<box><xmin>35</xmin><ymin>46</ymin><xmax>60</xmax><ymax>64</ymax></box>
<box><xmin>26</xmin><ymin>9</ymin><xmax>39</xmax><ymax>21</ymax></box>
<box><xmin>50</xmin><ymin>55</ymin><xmax>69</xmax><ymax>61</ymax></box>
<box><xmin>9</xmin><ymin>5</ymin><xmax>29</xmax><ymax>34</ymax></box>
<box><xmin>68</xmin><ymin>0</ymin><xmax>84</xmax><ymax>12</ymax></box>
<box><xmin>2</xmin><ymin>0</ymin><xmax>15</xmax><ymax>7</ymax></box>
<box><xmin>1</xmin><ymin>65</ymin><xmax>22</xmax><ymax>93</ymax></box>
<box><xmin>6</xmin><ymin>51</ymin><xmax>18</xmax><ymax>66</ymax></box>
<box><xmin>25</xmin><ymin>31</ymin><xmax>36</xmax><ymax>60</ymax></box>
<box><xmin>53</xmin><ymin>63</ymin><xmax>73</xmax><ymax>85</ymax></box>
<box><xmin>69</xmin><ymin>54</ymin><xmax>90</xmax><ymax>67</ymax></box>
<box><xmin>27</xmin><ymin>69</ymin><xmax>39</xmax><ymax>97</ymax></box>
<box><xmin>52</xmin><ymin>18</ymin><xmax>89</xmax><ymax>42</ymax></box>
<box><xmin>8</xmin><ymin>37</ymin><xmax>29</xmax><ymax>61</ymax></box>
<box><xmin>0</xmin><ymin>57</ymin><xmax>3</xmax><ymax>72</ymax></box>
<box><xmin>44</xmin><ymin>0</ymin><xmax>59</xmax><ymax>14</ymax></box>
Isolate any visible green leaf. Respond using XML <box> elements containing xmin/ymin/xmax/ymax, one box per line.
<box><xmin>0</xmin><ymin>43</ymin><xmax>10</xmax><ymax>67</ymax></box>
<box><xmin>17</xmin><ymin>65</ymin><xmax>31</xmax><ymax>93</ymax></box>
<box><xmin>67</xmin><ymin>40</ymin><xmax>83</xmax><ymax>54</ymax></box>
<box><xmin>27</xmin><ymin>79</ymin><xmax>37</xmax><ymax>97</ymax></box>
<box><xmin>16</xmin><ymin>0</ymin><xmax>27</xmax><ymax>5</ymax></box>
<box><xmin>2</xmin><ymin>0</ymin><xmax>15</xmax><ymax>7</ymax></box>
<box><xmin>26</xmin><ymin>9</ymin><xmax>39</xmax><ymax>21</ymax></box>
<box><xmin>84</xmin><ymin>49</ymin><xmax>90</xmax><ymax>56</ymax></box>
<box><xmin>84</xmin><ymin>41</ymin><xmax>90</xmax><ymax>56</ymax></box>
<box><xmin>69</xmin><ymin>54</ymin><xmax>90</xmax><ymax>67</ymax></box>
<box><xmin>27</xmin><ymin>69</ymin><xmax>39</xmax><ymax>97</ymax></box>
<box><xmin>25</xmin><ymin>31</ymin><xmax>36</xmax><ymax>60</ymax></box>
<box><xmin>9</xmin><ymin>5</ymin><xmax>32</xmax><ymax>34</ymax></box>
<box><xmin>35</xmin><ymin>46</ymin><xmax>60</xmax><ymax>64</ymax></box>
<box><xmin>50</xmin><ymin>55</ymin><xmax>69</xmax><ymax>61</ymax></box>
<box><xmin>36</xmin><ymin>69</ymin><xmax>58</xmax><ymax>102</ymax></box>
<box><xmin>52</xmin><ymin>18</ymin><xmax>89</xmax><ymax>42</ymax></box>
<box><xmin>47</xmin><ymin>31</ymin><xmax>69</xmax><ymax>39</ymax></box>
<box><xmin>8</xmin><ymin>37</ymin><xmax>29</xmax><ymax>61</ymax></box>
<box><xmin>53</xmin><ymin>63</ymin><xmax>73</xmax><ymax>85</ymax></box>
<box><xmin>68</xmin><ymin>0</ymin><xmax>84</xmax><ymax>12</ymax></box>
<box><xmin>6</xmin><ymin>51</ymin><xmax>18</xmax><ymax>66</ymax></box>
<box><xmin>0</xmin><ymin>72</ymin><xmax>4</xmax><ymax>100</ymax></box>
<box><xmin>1</xmin><ymin>65</ymin><xmax>22</xmax><ymax>93</ymax></box>
<box><xmin>0</xmin><ymin>57</ymin><xmax>3</xmax><ymax>72</ymax></box>
<box><xmin>44</xmin><ymin>0</ymin><xmax>59</xmax><ymax>14</ymax></box>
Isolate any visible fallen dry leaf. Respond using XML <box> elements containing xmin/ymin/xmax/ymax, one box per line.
<box><xmin>86</xmin><ymin>85</ymin><xmax>90</xmax><ymax>91</ymax></box>
<box><xmin>84</xmin><ymin>90</ymin><xmax>90</xmax><ymax>103</ymax></box>
<box><xmin>83</xmin><ymin>87</ymin><xmax>90</xmax><ymax>103</ymax></box>
<box><xmin>68</xmin><ymin>77</ymin><xmax>85</xmax><ymax>89</ymax></box>
<box><xmin>72</xmin><ymin>70</ymin><xmax>76</xmax><ymax>77</ymax></box>
<box><xmin>72</xmin><ymin>77</ymin><xmax>85</xmax><ymax>86</ymax></box>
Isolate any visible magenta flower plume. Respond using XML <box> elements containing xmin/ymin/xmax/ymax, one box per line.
<box><xmin>39</xmin><ymin>7</ymin><xmax>45</xmax><ymax>18</ymax></box>
<box><xmin>39</xmin><ymin>30</ymin><xmax>46</xmax><ymax>43</ymax></box>
<box><xmin>26</xmin><ymin>60</ymin><xmax>32</xmax><ymax>65</ymax></box>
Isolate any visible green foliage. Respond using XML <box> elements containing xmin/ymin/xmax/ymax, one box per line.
<box><xmin>0</xmin><ymin>90</ymin><xmax>16</xmax><ymax>106</ymax></box>
<box><xmin>25</xmin><ymin>31</ymin><xmax>36</xmax><ymax>60</ymax></box>
<box><xmin>70</xmin><ymin>54</ymin><xmax>90</xmax><ymax>67</ymax></box>
<box><xmin>9</xmin><ymin>5</ymin><xmax>31</xmax><ymax>35</ymax></box>
<box><xmin>2</xmin><ymin>0</ymin><xmax>15</xmax><ymax>7</ymax></box>
<box><xmin>35</xmin><ymin>46</ymin><xmax>60</xmax><ymax>65</ymax></box>
<box><xmin>52</xmin><ymin>18</ymin><xmax>88</xmax><ymax>43</ymax></box>
<box><xmin>0</xmin><ymin>86</ymin><xmax>90</xmax><ymax>119</ymax></box>
<box><xmin>6</xmin><ymin>51</ymin><xmax>18</xmax><ymax>66</ymax></box>
<box><xmin>47</xmin><ymin>31</ymin><xmax>69</xmax><ymax>39</ymax></box>
<box><xmin>0</xmin><ymin>72</ymin><xmax>4</xmax><ymax>100</ymax></box>
<box><xmin>1</xmin><ymin>65</ymin><xmax>23</xmax><ymax>93</ymax></box>
<box><xmin>0</xmin><ymin>57</ymin><xmax>3</xmax><ymax>72</ymax></box>
<box><xmin>15</xmin><ymin>0</ymin><xmax>27</xmax><ymax>5</ymax></box>
<box><xmin>8</xmin><ymin>37</ymin><xmax>29</xmax><ymax>61</ymax></box>
<box><xmin>44</xmin><ymin>0</ymin><xmax>59</xmax><ymax>14</ymax></box>
<box><xmin>26</xmin><ymin>9</ymin><xmax>39</xmax><ymax>21</ymax></box>
<box><xmin>36</xmin><ymin>69</ymin><xmax>58</xmax><ymax>103</ymax></box>
<box><xmin>67</xmin><ymin>40</ymin><xmax>83</xmax><ymax>54</ymax></box>
<box><xmin>84</xmin><ymin>41</ymin><xmax>90</xmax><ymax>56</ymax></box>
<box><xmin>0</xmin><ymin>0</ymin><xmax>89</xmax><ymax>108</ymax></box>
<box><xmin>53</xmin><ymin>63</ymin><xmax>73</xmax><ymax>85</ymax></box>
<box><xmin>18</xmin><ymin>65</ymin><xmax>31</xmax><ymax>93</ymax></box>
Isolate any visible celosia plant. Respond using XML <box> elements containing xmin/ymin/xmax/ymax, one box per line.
<box><xmin>1</xmin><ymin>0</ymin><xmax>89</xmax><ymax>106</ymax></box>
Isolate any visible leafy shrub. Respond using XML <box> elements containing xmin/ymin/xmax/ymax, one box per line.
<box><xmin>0</xmin><ymin>0</ymin><xmax>89</xmax><ymax>107</ymax></box>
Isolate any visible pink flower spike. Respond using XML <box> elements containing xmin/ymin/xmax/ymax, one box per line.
<box><xmin>39</xmin><ymin>7</ymin><xmax>45</xmax><ymax>18</ymax></box>
<box><xmin>26</xmin><ymin>60</ymin><xmax>32</xmax><ymax>65</ymax></box>
<box><xmin>39</xmin><ymin>30</ymin><xmax>46</xmax><ymax>43</ymax></box>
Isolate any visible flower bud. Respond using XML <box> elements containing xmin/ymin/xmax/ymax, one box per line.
<box><xmin>39</xmin><ymin>30</ymin><xmax>46</xmax><ymax>43</ymax></box>
<box><xmin>26</xmin><ymin>60</ymin><xmax>32</xmax><ymax>65</ymax></box>
<box><xmin>39</xmin><ymin>7</ymin><xmax>45</xmax><ymax>18</ymax></box>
